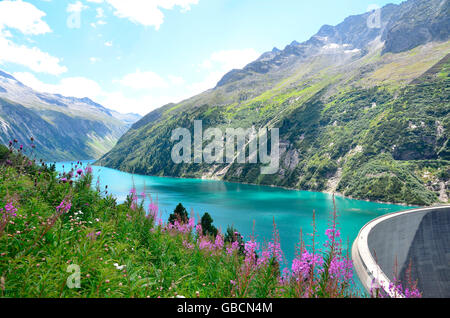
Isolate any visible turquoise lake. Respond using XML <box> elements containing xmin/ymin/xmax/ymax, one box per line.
<box><xmin>54</xmin><ymin>160</ymin><xmax>414</xmax><ymax>269</ymax></box>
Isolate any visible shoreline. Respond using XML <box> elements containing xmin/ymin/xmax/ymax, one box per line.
<box><xmin>90</xmin><ymin>160</ymin><xmax>423</xmax><ymax>208</ymax></box>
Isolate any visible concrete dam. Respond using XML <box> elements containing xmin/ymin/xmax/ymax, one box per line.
<box><xmin>352</xmin><ymin>205</ymin><xmax>450</xmax><ymax>298</ymax></box>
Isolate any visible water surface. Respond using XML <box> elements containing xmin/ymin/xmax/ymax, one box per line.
<box><xmin>54</xmin><ymin>160</ymin><xmax>414</xmax><ymax>268</ymax></box>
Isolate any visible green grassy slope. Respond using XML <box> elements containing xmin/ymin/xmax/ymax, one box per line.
<box><xmin>1</xmin><ymin>145</ymin><xmax>377</xmax><ymax>298</ymax></box>
<box><xmin>0</xmin><ymin>71</ymin><xmax>139</xmax><ymax>161</ymax></box>
<box><xmin>0</xmin><ymin>98</ymin><xmax>126</xmax><ymax>161</ymax></box>
<box><xmin>98</xmin><ymin>50</ymin><xmax>449</xmax><ymax>206</ymax></box>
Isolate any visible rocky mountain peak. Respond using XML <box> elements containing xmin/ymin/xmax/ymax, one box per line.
<box><xmin>216</xmin><ymin>0</ymin><xmax>449</xmax><ymax>88</ymax></box>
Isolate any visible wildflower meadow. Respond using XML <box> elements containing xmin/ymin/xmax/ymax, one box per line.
<box><xmin>0</xmin><ymin>141</ymin><xmax>420</xmax><ymax>298</ymax></box>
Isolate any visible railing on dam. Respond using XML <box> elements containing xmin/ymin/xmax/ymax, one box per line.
<box><xmin>352</xmin><ymin>205</ymin><xmax>450</xmax><ymax>298</ymax></box>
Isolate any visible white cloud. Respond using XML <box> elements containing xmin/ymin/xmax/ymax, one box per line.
<box><xmin>105</xmin><ymin>0</ymin><xmax>199</xmax><ymax>30</ymax></box>
<box><xmin>67</xmin><ymin>1</ymin><xmax>88</xmax><ymax>13</ymax></box>
<box><xmin>0</xmin><ymin>37</ymin><xmax>67</xmax><ymax>75</ymax></box>
<box><xmin>57</xmin><ymin>77</ymin><xmax>104</xmax><ymax>98</ymax></box>
<box><xmin>104</xmin><ymin>40</ymin><xmax>113</xmax><ymax>46</ymax></box>
<box><xmin>0</xmin><ymin>1</ymin><xmax>66</xmax><ymax>75</ymax></box>
<box><xmin>90</xmin><ymin>7</ymin><xmax>107</xmax><ymax>27</ymax></box>
<box><xmin>12</xmin><ymin>72</ymin><xmax>48</xmax><ymax>91</ymax></box>
<box><xmin>106</xmin><ymin>49</ymin><xmax>259</xmax><ymax>113</ymax></box>
<box><xmin>91</xmin><ymin>20</ymin><xmax>107</xmax><ymax>28</ymax></box>
<box><xmin>100</xmin><ymin>91</ymin><xmax>185</xmax><ymax>115</ymax></box>
<box><xmin>168</xmin><ymin>75</ymin><xmax>185</xmax><ymax>85</ymax></box>
<box><xmin>10</xmin><ymin>42</ymin><xmax>260</xmax><ymax>116</ymax></box>
<box><xmin>187</xmin><ymin>70</ymin><xmax>225</xmax><ymax>95</ymax></box>
<box><xmin>13</xmin><ymin>71</ymin><xmax>182</xmax><ymax>115</ymax></box>
<box><xmin>89</xmin><ymin>57</ymin><xmax>102</xmax><ymax>63</ymax></box>
<box><xmin>13</xmin><ymin>72</ymin><xmax>103</xmax><ymax>99</ymax></box>
<box><xmin>0</xmin><ymin>0</ymin><xmax>51</xmax><ymax>35</ymax></box>
<box><xmin>96</xmin><ymin>8</ymin><xmax>105</xmax><ymax>18</ymax></box>
<box><xmin>118</xmin><ymin>70</ymin><xmax>169</xmax><ymax>90</ymax></box>
<box><xmin>0</xmin><ymin>29</ymin><xmax>13</xmax><ymax>38</ymax></box>
<box><xmin>200</xmin><ymin>49</ymin><xmax>260</xmax><ymax>71</ymax></box>
<box><xmin>191</xmin><ymin>48</ymin><xmax>260</xmax><ymax>92</ymax></box>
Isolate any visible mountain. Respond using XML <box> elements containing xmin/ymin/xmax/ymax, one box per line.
<box><xmin>0</xmin><ymin>71</ymin><xmax>141</xmax><ymax>161</ymax></box>
<box><xmin>97</xmin><ymin>0</ymin><xmax>449</xmax><ymax>206</ymax></box>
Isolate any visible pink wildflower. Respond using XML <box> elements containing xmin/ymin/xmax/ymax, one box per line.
<box><xmin>214</xmin><ymin>234</ymin><xmax>224</xmax><ymax>250</ymax></box>
<box><xmin>183</xmin><ymin>240</ymin><xmax>194</xmax><ymax>250</ymax></box>
<box><xmin>226</xmin><ymin>241</ymin><xmax>240</xmax><ymax>256</ymax></box>
<box><xmin>56</xmin><ymin>199</ymin><xmax>71</xmax><ymax>215</ymax></box>
<box><xmin>2</xmin><ymin>202</ymin><xmax>18</xmax><ymax>217</ymax></box>
<box><xmin>84</xmin><ymin>166</ymin><xmax>93</xmax><ymax>175</ymax></box>
<box><xmin>198</xmin><ymin>236</ymin><xmax>214</xmax><ymax>251</ymax></box>
<box><xmin>291</xmin><ymin>250</ymin><xmax>324</xmax><ymax>280</ymax></box>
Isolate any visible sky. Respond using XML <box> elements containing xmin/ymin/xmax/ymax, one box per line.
<box><xmin>0</xmin><ymin>0</ymin><xmax>404</xmax><ymax>115</ymax></box>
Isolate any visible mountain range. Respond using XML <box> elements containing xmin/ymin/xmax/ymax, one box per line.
<box><xmin>0</xmin><ymin>71</ymin><xmax>141</xmax><ymax>161</ymax></box>
<box><xmin>97</xmin><ymin>0</ymin><xmax>449</xmax><ymax>206</ymax></box>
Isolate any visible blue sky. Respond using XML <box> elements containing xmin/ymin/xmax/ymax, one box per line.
<box><xmin>0</xmin><ymin>0</ymin><xmax>404</xmax><ymax>115</ymax></box>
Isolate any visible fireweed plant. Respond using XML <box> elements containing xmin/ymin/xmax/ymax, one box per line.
<box><xmin>0</xmin><ymin>142</ymin><xmax>421</xmax><ymax>298</ymax></box>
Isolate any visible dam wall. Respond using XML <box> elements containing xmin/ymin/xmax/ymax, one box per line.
<box><xmin>352</xmin><ymin>205</ymin><xmax>450</xmax><ymax>298</ymax></box>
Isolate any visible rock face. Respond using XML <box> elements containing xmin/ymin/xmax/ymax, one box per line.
<box><xmin>0</xmin><ymin>71</ymin><xmax>141</xmax><ymax>161</ymax></box>
<box><xmin>98</xmin><ymin>0</ymin><xmax>449</xmax><ymax>206</ymax></box>
<box><xmin>218</xmin><ymin>0</ymin><xmax>449</xmax><ymax>88</ymax></box>
<box><xmin>382</xmin><ymin>0</ymin><xmax>450</xmax><ymax>53</ymax></box>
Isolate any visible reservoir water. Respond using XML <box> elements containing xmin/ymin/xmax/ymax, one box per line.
<box><xmin>54</xmin><ymin>161</ymin><xmax>414</xmax><ymax>273</ymax></box>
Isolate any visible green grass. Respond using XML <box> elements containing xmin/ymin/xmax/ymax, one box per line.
<box><xmin>0</xmin><ymin>144</ymin><xmax>371</xmax><ymax>298</ymax></box>
<box><xmin>0</xmin><ymin>153</ymin><xmax>238</xmax><ymax>298</ymax></box>
<box><xmin>1</xmin><ymin>144</ymin><xmax>424</xmax><ymax>298</ymax></box>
